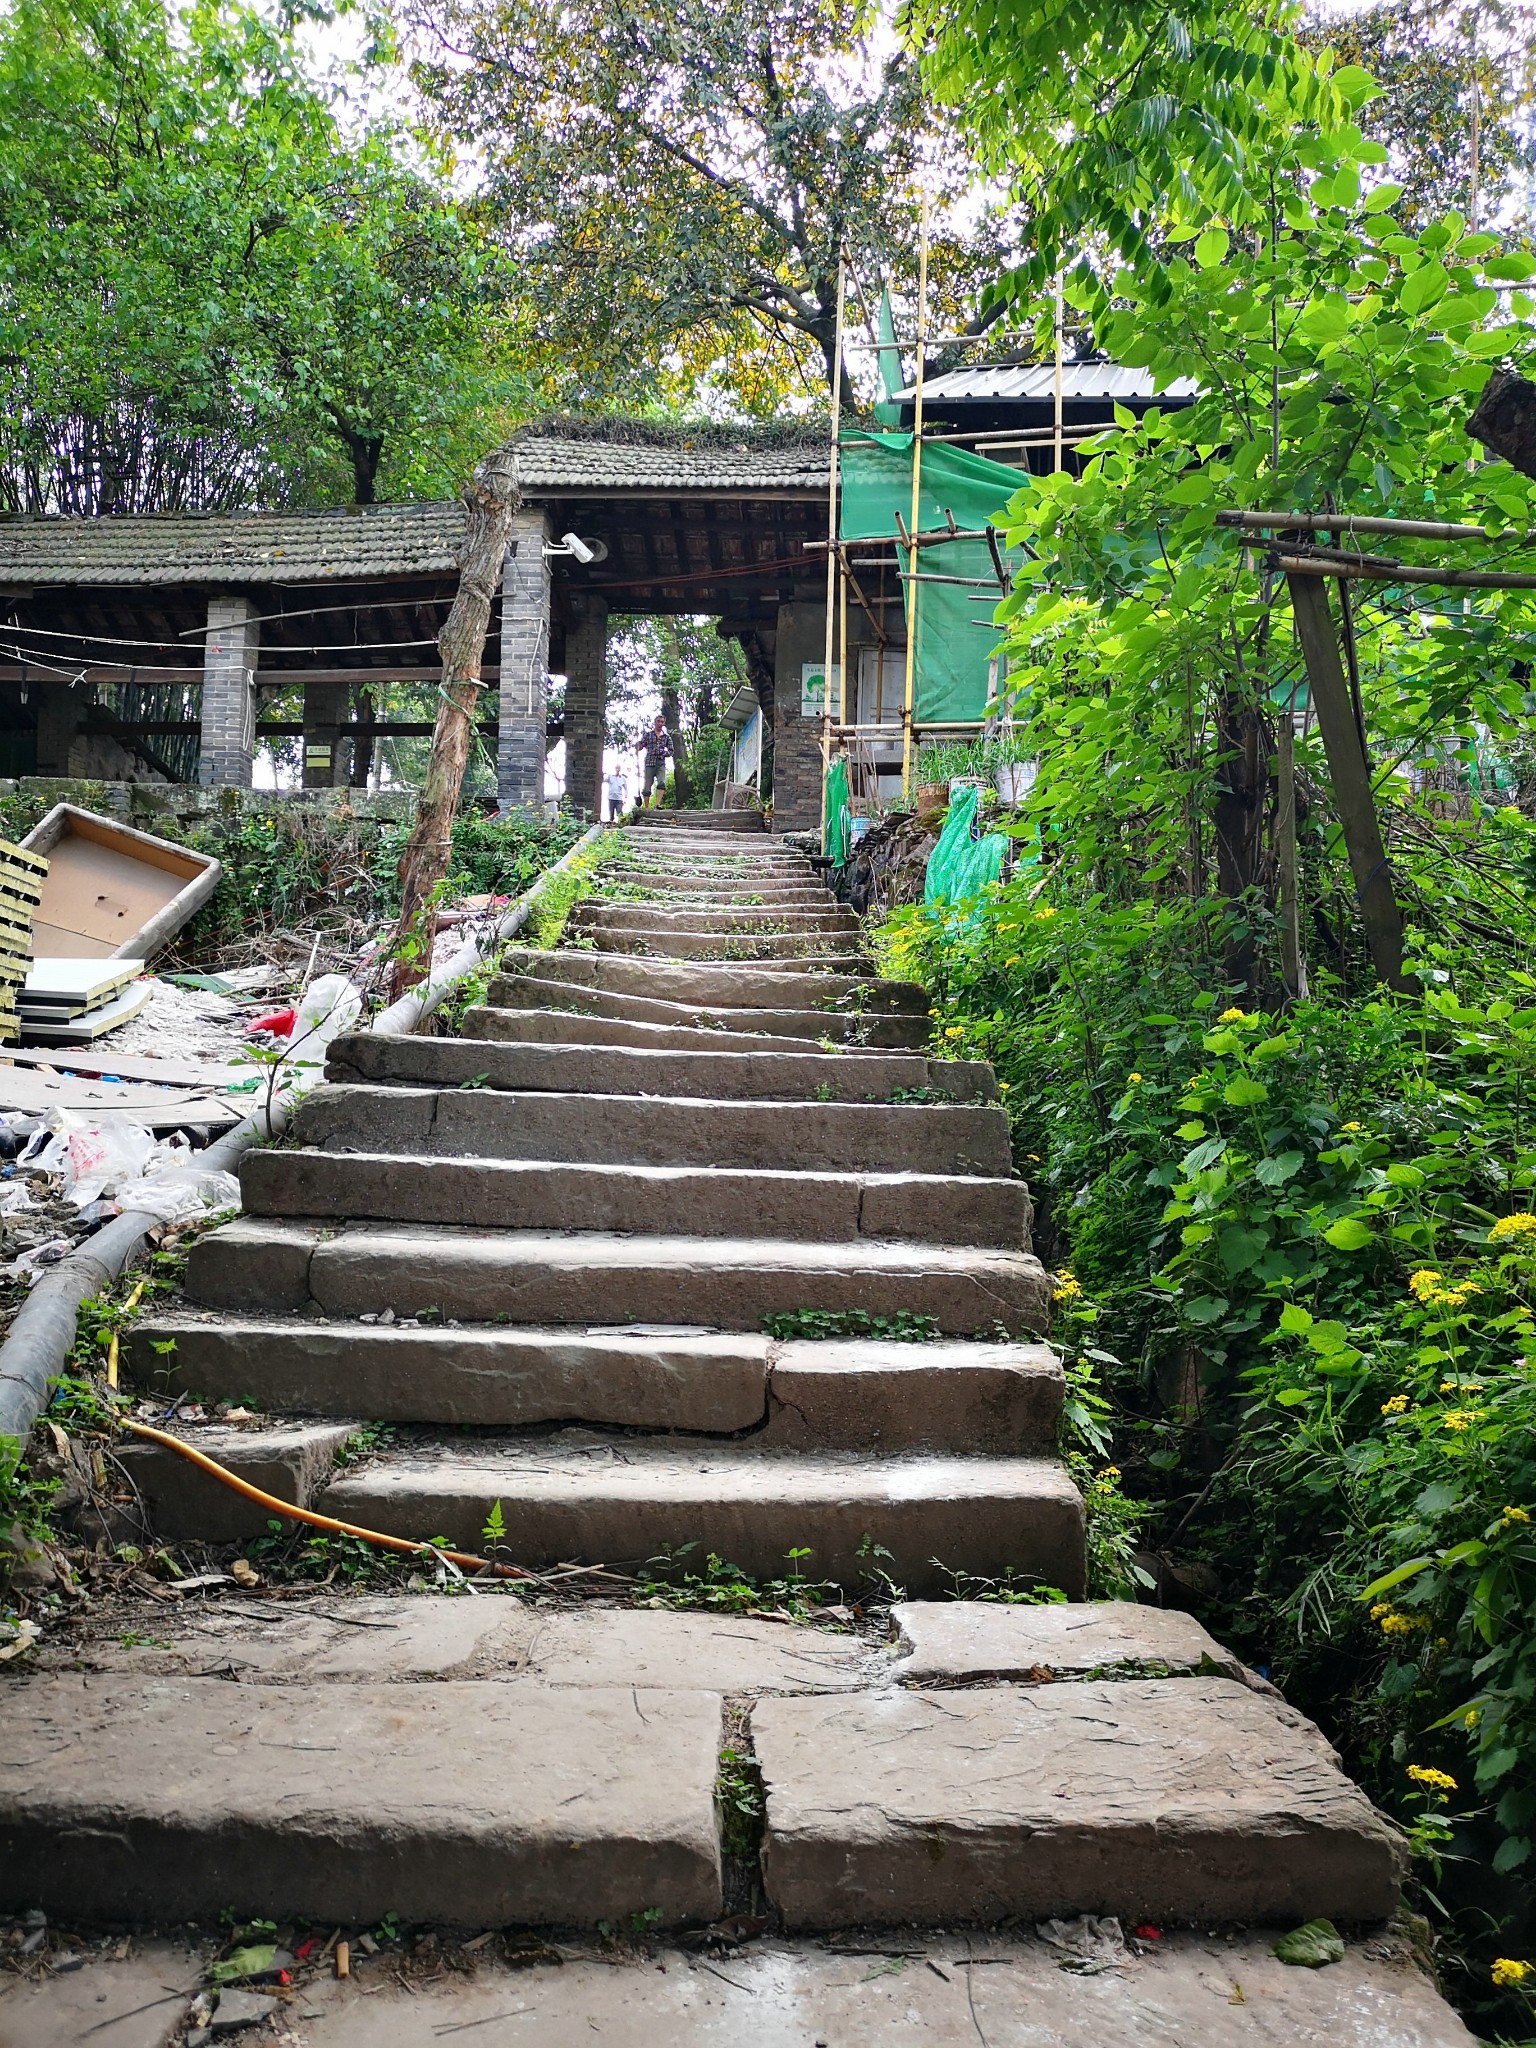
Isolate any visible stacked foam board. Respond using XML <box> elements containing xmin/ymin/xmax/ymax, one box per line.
<box><xmin>0</xmin><ymin>839</ymin><xmax>49</xmax><ymax>1044</ymax></box>
<box><xmin>18</xmin><ymin>958</ymin><xmax>150</xmax><ymax>1044</ymax></box>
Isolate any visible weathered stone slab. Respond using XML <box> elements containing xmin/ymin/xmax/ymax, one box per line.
<box><xmin>0</xmin><ymin>1676</ymin><xmax>723</xmax><ymax>1926</ymax></box>
<box><xmin>0</xmin><ymin>1942</ymin><xmax>210</xmax><ymax>2048</ymax></box>
<box><xmin>576</xmin><ymin>903</ymin><xmax>857</xmax><ymax>932</ymax></box>
<box><xmin>495</xmin><ymin>949</ymin><xmax>928</xmax><ymax>1013</ymax></box>
<box><xmin>292</xmin><ymin>1224</ymin><xmax>1052</xmax><ymax>1336</ymax></box>
<box><xmin>242</xmin><ymin>1152</ymin><xmax>1029</xmax><ymax>1249</ymax></box>
<box><xmin>754</xmin><ymin>1679</ymin><xmax>1406</xmax><ymax>1927</ymax></box>
<box><xmin>326</xmin><ymin>1032</ymin><xmax>939</xmax><ymax>1102</ymax></box>
<box><xmin>206</xmin><ymin>1931</ymin><xmax>1478</xmax><ymax>2046</ymax></box>
<box><xmin>493</xmin><ymin>1607</ymin><xmax>868</xmax><ymax>1694</ymax></box>
<box><xmin>590</xmin><ymin>931</ymin><xmax>869</xmax><ymax>965</ymax></box>
<box><xmin>183</xmin><ymin>1215</ymin><xmax>318</xmax><ymax>1312</ymax></box>
<box><xmin>115</xmin><ymin>1419</ymin><xmax>355</xmax><ymax>1542</ymax></box>
<box><xmin>478</xmin><ymin>974</ymin><xmax>930</xmax><ymax>1047</ymax></box>
<box><xmin>318</xmin><ymin>1445</ymin><xmax>1084</xmax><ymax>1595</ymax></box>
<box><xmin>128</xmin><ymin>1317</ymin><xmax>772</xmax><ymax>1432</ymax></box>
<box><xmin>461</xmin><ymin>1005</ymin><xmax>832</xmax><ymax>1054</ymax></box>
<box><xmin>889</xmin><ymin>1599</ymin><xmax>1247</xmax><ymax>1685</ymax></box>
<box><xmin>764</xmin><ymin>1340</ymin><xmax>1061</xmax><ymax>1452</ymax></box>
<box><xmin>294</xmin><ymin>1086</ymin><xmax>1012</xmax><ymax>1177</ymax></box>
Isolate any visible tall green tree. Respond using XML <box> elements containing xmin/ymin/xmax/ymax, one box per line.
<box><xmin>0</xmin><ymin>0</ymin><xmax>520</xmax><ymax>512</ymax></box>
<box><xmin>410</xmin><ymin>0</ymin><xmax>1015</xmax><ymax>410</ymax></box>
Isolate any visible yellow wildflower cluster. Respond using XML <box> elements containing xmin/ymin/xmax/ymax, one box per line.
<box><xmin>1502</xmin><ymin>1506</ymin><xmax>1532</xmax><ymax>1528</ymax></box>
<box><xmin>1052</xmin><ymin>1272</ymin><xmax>1083</xmax><ymax>1303</ymax></box>
<box><xmin>1380</xmin><ymin>1393</ymin><xmax>1410</xmax><ymax>1415</ymax></box>
<box><xmin>1093</xmin><ymin>1466</ymin><xmax>1122</xmax><ymax>1494</ymax></box>
<box><xmin>1440</xmin><ymin>1378</ymin><xmax>1484</xmax><ymax>1394</ymax></box>
<box><xmin>1340</xmin><ymin>1120</ymin><xmax>1364</xmax><ymax>1133</ymax></box>
<box><xmin>1490</xmin><ymin>1213</ymin><xmax>1536</xmax><ymax>1244</ymax></box>
<box><xmin>1217</xmin><ymin>1007</ymin><xmax>1247</xmax><ymax>1023</ymax></box>
<box><xmin>1128</xmin><ymin>1072</ymin><xmax>1143</xmax><ymax>1084</ymax></box>
<box><xmin>1034</xmin><ymin>906</ymin><xmax>1057</xmax><ymax>922</ymax></box>
<box><xmin>1370</xmin><ymin>1604</ymin><xmax>1427</xmax><ymax>1637</ymax></box>
<box><xmin>1442</xmin><ymin>1410</ymin><xmax>1480</xmax><ymax>1434</ymax></box>
<box><xmin>1492</xmin><ymin>1959</ymin><xmax>1533</xmax><ymax>1989</ymax></box>
<box><xmin>1407</xmin><ymin>1765</ymin><xmax>1458</xmax><ymax>1793</ymax></box>
<box><xmin>1408</xmin><ymin>1269</ymin><xmax>1481</xmax><ymax>1311</ymax></box>
<box><xmin>943</xmin><ymin>1025</ymin><xmax>965</xmax><ymax>1040</ymax></box>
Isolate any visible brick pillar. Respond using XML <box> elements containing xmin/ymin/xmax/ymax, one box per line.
<box><xmin>497</xmin><ymin>508</ymin><xmax>552</xmax><ymax>810</ymax></box>
<box><xmin>302</xmin><ymin>679</ymin><xmax>348</xmax><ymax>788</ymax></box>
<box><xmin>34</xmin><ymin>684</ymin><xmax>81</xmax><ymax>775</ymax></box>
<box><xmin>199</xmin><ymin>595</ymin><xmax>259</xmax><ymax>787</ymax></box>
<box><xmin>564</xmin><ymin>592</ymin><xmax>608</xmax><ymax>819</ymax></box>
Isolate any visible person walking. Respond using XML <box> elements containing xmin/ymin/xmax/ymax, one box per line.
<box><xmin>640</xmin><ymin>714</ymin><xmax>672</xmax><ymax>803</ymax></box>
<box><xmin>605</xmin><ymin>765</ymin><xmax>627</xmax><ymax>820</ymax></box>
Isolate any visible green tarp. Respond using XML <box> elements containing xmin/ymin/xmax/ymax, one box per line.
<box><xmin>839</xmin><ymin>432</ymin><xmax>1028</xmax><ymax>724</ymax></box>
<box><xmin>924</xmin><ymin>783</ymin><xmax>1008</xmax><ymax>906</ymax></box>
<box><xmin>823</xmin><ymin>754</ymin><xmax>851</xmax><ymax>867</ymax></box>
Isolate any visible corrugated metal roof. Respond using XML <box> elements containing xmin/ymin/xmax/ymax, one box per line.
<box><xmin>0</xmin><ymin>440</ymin><xmax>829</xmax><ymax>588</ymax></box>
<box><xmin>900</xmin><ymin>363</ymin><xmax>1201</xmax><ymax>404</ymax></box>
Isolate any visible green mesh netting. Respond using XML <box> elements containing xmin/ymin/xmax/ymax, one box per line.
<box><xmin>924</xmin><ymin>784</ymin><xmax>1008</xmax><ymax>905</ymax></box>
<box><xmin>823</xmin><ymin>754</ymin><xmax>851</xmax><ymax>866</ymax></box>
<box><xmin>839</xmin><ymin>433</ymin><xmax>1029</xmax><ymax>724</ymax></box>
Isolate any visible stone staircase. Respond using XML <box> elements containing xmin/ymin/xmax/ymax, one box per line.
<box><xmin>0</xmin><ymin>814</ymin><xmax>1418</xmax><ymax>1987</ymax></box>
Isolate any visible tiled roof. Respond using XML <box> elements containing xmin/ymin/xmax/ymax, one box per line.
<box><xmin>0</xmin><ymin>502</ymin><xmax>466</xmax><ymax>587</ymax></box>
<box><xmin>0</xmin><ymin>440</ymin><xmax>829</xmax><ymax>586</ymax></box>
<box><xmin>511</xmin><ymin>435</ymin><xmax>827</xmax><ymax>494</ymax></box>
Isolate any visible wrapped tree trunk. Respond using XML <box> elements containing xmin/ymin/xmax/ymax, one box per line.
<box><xmin>389</xmin><ymin>448</ymin><xmax>520</xmax><ymax>1001</ymax></box>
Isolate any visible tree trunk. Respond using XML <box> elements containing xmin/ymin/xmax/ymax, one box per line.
<box><xmin>659</xmin><ymin>685</ymin><xmax>692</xmax><ymax>808</ymax></box>
<box><xmin>1211</xmin><ymin>681</ymin><xmax>1271</xmax><ymax>992</ymax></box>
<box><xmin>338</xmin><ymin>424</ymin><xmax>384</xmax><ymax>505</ymax></box>
<box><xmin>388</xmin><ymin>450</ymin><xmax>520</xmax><ymax>1000</ymax></box>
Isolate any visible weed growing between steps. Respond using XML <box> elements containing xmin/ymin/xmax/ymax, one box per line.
<box><xmin>759</xmin><ymin>1309</ymin><xmax>940</xmax><ymax>1343</ymax></box>
<box><xmin>525</xmin><ymin>829</ymin><xmax>627</xmax><ymax>951</ymax></box>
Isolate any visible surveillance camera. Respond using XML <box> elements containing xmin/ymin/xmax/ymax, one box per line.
<box><xmin>561</xmin><ymin>531</ymin><xmax>596</xmax><ymax>565</ymax></box>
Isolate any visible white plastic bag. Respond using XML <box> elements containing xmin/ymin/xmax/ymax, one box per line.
<box><xmin>29</xmin><ymin>1112</ymin><xmax>158</xmax><ymax>1208</ymax></box>
<box><xmin>280</xmin><ymin>974</ymin><xmax>363</xmax><ymax>1078</ymax></box>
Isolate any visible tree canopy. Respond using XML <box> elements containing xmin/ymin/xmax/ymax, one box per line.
<box><xmin>410</xmin><ymin>0</ymin><xmax>1015</xmax><ymax>411</ymax></box>
<box><xmin>0</xmin><ymin>0</ymin><xmax>524</xmax><ymax>512</ymax></box>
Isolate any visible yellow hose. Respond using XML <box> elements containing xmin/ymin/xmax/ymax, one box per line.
<box><xmin>121</xmin><ymin>1420</ymin><xmax>530</xmax><ymax>1580</ymax></box>
<box><xmin>105</xmin><ymin>1279</ymin><xmax>146</xmax><ymax>1390</ymax></box>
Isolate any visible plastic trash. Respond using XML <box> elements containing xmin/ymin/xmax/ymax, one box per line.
<box><xmin>247</xmin><ymin>1008</ymin><xmax>296</xmax><ymax>1038</ymax></box>
<box><xmin>279</xmin><ymin>975</ymin><xmax>362</xmax><ymax>1075</ymax></box>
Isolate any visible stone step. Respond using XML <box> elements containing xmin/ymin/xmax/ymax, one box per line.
<box><xmin>587</xmin><ymin>930</ymin><xmax>870</xmax><ymax>965</ymax></box>
<box><xmin>0</xmin><ymin>1675</ymin><xmax>723</xmax><ymax>1927</ymax></box>
<box><xmin>461</xmin><ymin>1004</ymin><xmax>839</xmax><ymax>1054</ymax></box>
<box><xmin>473</xmin><ymin>977</ymin><xmax>931</xmax><ymax>1049</ymax></box>
<box><xmin>628</xmin><ymin>811</ymin><xmax>765</xmax><ymax>831</ymax></box>
<box><xmin>293</xmin><ymin>1083</ymin><xmax>1014</xmax><ymax>1176</ymax></box>
<box><xmin>753</xmin><ymin>1678</ymin><xmax>1406</xmax><ymax>1928</ymax></box>
<box><xmin>127</xmin><ymin>1319</ymin><xmax>1063</xmax><ymax>1449</ymax></box>
<box><xmin>317</xmin><ymin>1442</ymin><xmax>1085</xmax><ymax>1595</ymax></box>
<box><xmin>242</xmin><ymin>1150</ymin><xmax>1030</xmax><ymax>1248</ymax></box>
<box><xmin>576</xmin><ymin>903</ymin><xmax>858</xmax><ymax>931</ymax></box>
<box><xmin>112</xmin><ymin>1418</ymin><xmax>356</xmax><ymax>1541</ymax></box>
<box><xmin>496</xmin><ymin>949</ymin><xmax>928</xmax><ymax>1013</ymax></box>
<box><xmin>325</xmin><ymin>1030</ymin><xmax>995</xmax><ymax>1103</ymax></box>
<box><xmin>887</xmin><ymin>1598</ymin><xmax>1250</xmax><ymax>1685</ymax></box>
<box><xmin>184</xmin><ymin>1219</ymin><xmax>1053</xmax><ymax>1334</ymax></box>
<box><xmin>601</xmin><ymin>868</ymin><xmax>831</xmax><ymax>900</ymax></box>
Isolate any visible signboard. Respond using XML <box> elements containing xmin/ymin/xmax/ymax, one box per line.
<box><xmin>801</xmin><ymin>662</ymin><xmax>840</xmax><ymax>719</ymax></box>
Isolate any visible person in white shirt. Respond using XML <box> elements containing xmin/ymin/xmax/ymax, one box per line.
<box><xmin>605</xmin><ymin>767</ymin><xmax>627</xmax><ymax>820</ymax></box>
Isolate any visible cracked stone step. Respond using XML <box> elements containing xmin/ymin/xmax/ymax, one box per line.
<box><xmin>587</xmin><ymin>931</ymin><xmax>871</xmax><ymax>965</ymax></box>
<box><xmin>317</xmin><ymin>1443</ymin><xmax>1085</xmax><ymax>1593</ymax></box>
<box><xmin>127</xmin><ymin>1320</ymin><xmax>1060</xmax><ymax>1448</ymax></box>
<box><xmin>600</xmin><ymin>868</ymin><xmax>832</xmax><ymax>899</ymax></box>
<box><xmin>241</xmin><ymin>1152</ymin><xmax>1032</xmax><ymax>1248</ymax></box>
<box><xmin>461</xmin><ymin>1004</ymin><xmax>847</xmax><ymax>1054</ymax></box>
<box><xmin>496</xmin><ymin>949</ymin><xmax>929</xmax><ymax>1013</ymax></box>
<box><xmin>126</xmin><ymin>1317</ymin><xmax>775</xmax><ymax>1432</ymax></box>
<box><xmin>575</xmin><ymin>903</ymin><xmax>858</xmax><ymax>932</ymax></box>
<box><xmin>753</xmin><ymin>1679</ymin><xmax>1407</xmax><ymax>1928</ymax></box>
<box><xmin>762</xmin><ymin>1339</ymin><xmax>1060</xmax><ymax>1452</ymax></box>
<box><xmin>476</xmin><ymin>978</ymin><xmax>931</xmax><ymax>1048</ymax></box>
<box><xmin>184</xmin><ymin>1220</ymin><xmax>1054</xmax><ymax>1334</ymax></box>
<box><xmin>293</xmin><ymin>1084</ymin><xmax>1013</xmax><ymax>1176</ymax></box>
<box><xmin>325</xmin><ymin>1031</ymin><xmax>995</xmax><ymax>1102</ymax></box>
<box><xmin>0</xmin><ymin>1675</ymin><xmax>723</xmax><ymax>1927</ymax></box>
<box><xmin>111</xmin><ymin>1418</ymin><xmax>357</xmax><ymax>1541</ymax></box>
<box><xmin>887</xmin><ymin>1599</ymin><xmax>1250</xmax><ymax>1685</ymax></box>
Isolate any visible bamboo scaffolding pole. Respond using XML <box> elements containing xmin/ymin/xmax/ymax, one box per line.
<box><xmin>1216</xmin><ymin>509</ymin><xmax>1536</xmax><ymax>544</ymax></box>
<box><xmin>901</xmin><ymin>200</ymin><xmax>930</xmax><ymax>793</ymax></box>
<box><xmin>1052</xmin><ymin>276</ymin><xmax>1065</xmax><ymax>474</ymax></box>
<box><xmin>1275</xmin><ymin>554</ymin><xmax>1536</xmax><ymax>591</ymax></box>
<box><xmin>820</xmin><ymin>257</ymin><xmax>847</xmax><ymax>824</ymax></box>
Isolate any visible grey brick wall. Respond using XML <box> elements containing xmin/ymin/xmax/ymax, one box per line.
<box><xmin>497</xmin><ymin>509</ymin><xmax>552</xmax><ymax>811</ymax></box>
<box><xmin>564</xmin><ymin>593</ymin><xmax>608</xmax><ymax>820</ymax></box>
<box><xmin>198</xmin><ymin>595</ymin><xmax>259</xmax><ymax>787</ymax></box>
<box><xmin>771</xmin><ymin>600</ymin><xmax>829</xmax><ymax>836</ymax></box>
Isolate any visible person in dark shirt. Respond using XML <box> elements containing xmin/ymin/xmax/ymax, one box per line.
<box><xmin>640</xmin><ymin>714</ymin><xmax>672</xmax><ymax>801</ymax></box>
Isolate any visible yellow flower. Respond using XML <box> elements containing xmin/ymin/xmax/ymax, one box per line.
<box><xmin>1490</xmin><ymin>1213</ymin><xmax>1536</xmax><ymax>1243</ymax></box>
<box><xmin>1004</xmin><ymin>956</ymin><xmax>1020</xmax><ymax>967</ymax></box>
<box><xmin>944</xmin><ymin>1025</ymin><xmax>965</xmax><ymax>1039</ymax></box>
<box><xmin>1380</xmin><ymin>1393</ymin><xmax>1410</xmax><ymax>1415</ymax></box>
<box><xmin>1097</xmin><ymin>1465</ymin><xmax>1121</xmax><ymax>1482</ymax></box>
<box><xmin>1340</xmin><ymin>1121</ymin><xmax>1363</xmax><ymax>1133</ymax></box>
<box><xmin>1034</xmin><ymin>906</ymin><xmax>1057</xmax><ymax>922</ymax></box>
<box><xmin>1440</xmin><ymin>1378</ymin><xmax>1485</xmax><ymax>1393</ymax></box>
<box><xmin>1407</xmin><ymin>1765</ymin><xmax>1458</xmax><ymax>1793</ymax></box>
<box><xmin>1128</xmin><ymin>1072</ymin><xmax>1143</xmax><ymax>1084</ymax></box>
<box><xmin>1026</xmin><ymin>1153</ymin><xmax>1041</xmax><ymax>1163</ymax></box>
<box><xmin>1502</xmin><ymin>1506</ymin><xmax>1531</xmax><ymax>1528</ymax></box>
<box><xmin>1369</xmin><ymin>1603</ymin><xmax>1393</xmax><ymax>1620</ymax></box>
<box><xmin>1492</xmin><ymin>1959</ymin><xmax>1533</xmax><ymax>1988</ymax></box>
<box><xmin>1218</xmin><ymin>1007</ymin><xmax>1247</xmax><ymax>1023</ymax></box>
<box><xmin>1463</xmin><ymin>1709</ymin><xmax>1480</xmax><ymax>1730</ymax></box>
<box><xmin>1375</xmin><ymin>1608</ymin><xmax>1427</xmax><ymax>1637</ymax></box>
<box><xmin>1409</xmin><ymin>1269</ymin><xmax>1442</xmax><ymax>1302</ymax></box>
<box><xmin>997</xmin><ymin>1081</ymin><xmax>1011</xmax><ymax>1093</ymax></box>
<box><xmin>1443</xmin><ymin>1410</ymin><xmax>1479</xmax><ymax>1433</ymax></box>
<box><xmin>1052</xmin><ymin>1273</ymin><xmax>1083</xmax><ymax>1303</ymax></box>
